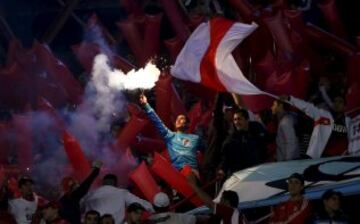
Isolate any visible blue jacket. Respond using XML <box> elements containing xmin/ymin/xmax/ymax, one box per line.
<box><xmin>143</xmin><ymin>104</ymin><xmax>200</xmax><ymax>170</ymax></box>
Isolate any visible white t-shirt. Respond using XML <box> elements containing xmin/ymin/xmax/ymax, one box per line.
<box><xmin>81</xmin><ymin>185</ymin><xmax>154</xmax><ymax>224</ymax></box>
<box><xmin>149</xmin><ymin>212</ymin><xmax>196</xmax><ymax>224</ymax></box>
<box><xmin>9</xmin><ymin>197</ymin><xmax>38</xmax><ymax>224</ymax></box>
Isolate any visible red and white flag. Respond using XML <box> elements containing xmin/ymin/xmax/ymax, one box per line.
<box><xmin>171</xmin><ymin>17</ymin><xmax>264</xmax><ymax>96</ymax></box>
<box><xmin>348</xmin><ymin>112</ymin><xmax>360</xmax><ymax>155</ymax></box>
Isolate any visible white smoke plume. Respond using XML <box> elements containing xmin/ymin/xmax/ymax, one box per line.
<box><xmin>94</xmin><ymin>54</ymin><xmax>161</xmax><ymax>90</ymax></box>
<box><xmin>67</xmin><ymin>54</ymin><xmax>160</xmax><ymax>170</ymax></box>
<box><xmin>13</xmin><ymin>23</ymin><xmax>161</xmax><ymax>193</ymax></box>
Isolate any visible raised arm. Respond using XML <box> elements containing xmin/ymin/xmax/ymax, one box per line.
<box><xmin>286</xmin><ymin>95</ymin><xmax>332</xmax><ymax>121</ymax></box>
<box><xmin>139</xmin><ymin>94</ymin><xmax>173</xmax><ymax>140</ymax></box>
<box><xmin>72</xmin><ymin>161</ymin><xmax>102</xmax><ymax>201</ymax></box>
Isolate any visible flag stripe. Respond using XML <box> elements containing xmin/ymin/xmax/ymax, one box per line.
<box><xmin>215</xmin><ymin>21</ymin><xmax>262</xmax><ymax>95</ymax></box>
<box><xmin>171</xmin><ymin>17</ymin><xmax>262</xmax><ymax>96</ymax></box>
<box><xmin>199</xmin><ymin>18</ymin><xmax>234</xmax><ymax>91</ymax></box>
<box><xmin>170</xmin><ymin>23</ymin><xmax>209</xmax><ymax>83</ymax></box>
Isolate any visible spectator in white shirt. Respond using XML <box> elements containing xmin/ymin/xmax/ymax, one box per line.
<box><xmin>82</xmin><ymin>174</ymin><xmax>154</xmax><ymax>224</ymax></box>
<box><xmin>271</xmin><ymin>99</ymin><xmax>300</xmax><ymax>161</ymax></box>
<box><xmin>8</xmin><ymin>176</ymin><xmax>46</xmax><ymax>224</ymax></box>
<box><xmin>148</xmin><ymin>192</ymin><xmax>196</xmax><ymax>224</ymax></box>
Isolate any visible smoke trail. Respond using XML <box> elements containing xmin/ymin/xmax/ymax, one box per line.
<box><xmin>17</xmin><ymin>22</ymin><xmax>161</xmax><ymax>192</ymax></box>
<box><xmin>84</xmin><ymin>23</ymin><xmax>113</xmax><ymax>57</ymax></box>
<box><xmin>26</xmin><ymin>111</ymin><xmax>70</xmax><ymax>196</ymax></box>
<box><xmin>67</xmin><ymin>54</ymin><xmax>160</xmax><ymax>169</ymax></box>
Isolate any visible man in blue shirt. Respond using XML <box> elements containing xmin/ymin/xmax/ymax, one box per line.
<box><xmin>139</xmin><ymin>94</ymin><xmax>200</xmax><ymax>176</ymax></box>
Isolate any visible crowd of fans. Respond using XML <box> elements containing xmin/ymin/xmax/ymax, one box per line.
<box><xmin>0</xmin><ymin>86</ymin><xmax>357</xmax><ymax>223</ymax></box>
<box><xmin>1</xmin><ymin>0</ymin><xmax>360</xmax><ymax>223</ymax></box>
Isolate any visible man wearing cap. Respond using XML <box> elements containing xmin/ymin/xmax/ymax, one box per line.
<box><xmin>82</xmin><ymin>173</ymin><xmax>154</xmax><ymax>224</ymax></box>
<box><xmin>148</xmin><ymin>192</ymin><xmax>196</xmax><ymax>224</ymax></box>
<box><xmin>123</xmin><ymin>203</ymin><xmax>145</xmax><ymax>224</ymax></box>
<box><xmin>8</xmin><ymin>176</ymin><xmax>47</xmax><ymax>224</ymax></box>
<box><xmin>310</xmin><ymin>189</ymin><xmax>350</xmax><ymax>223</ymax></box>
<box><xmin>269</xmin><ymin>173</ymin><xmax>312</xmax><ymax>224</ymax></box>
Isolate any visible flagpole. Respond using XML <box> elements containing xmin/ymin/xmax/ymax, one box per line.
<box><xmin>262</xmin><ymin>91</ymin><xmax>280</xmax><ymax>99</ymax></box>
<box><xmin>345</xmin><ymin>106</ymin><xmax>360</xmax><ymax>115</ymax></box>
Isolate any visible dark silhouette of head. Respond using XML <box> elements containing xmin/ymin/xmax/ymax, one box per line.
<box><xmin>102</xmin><ymin>174</ymin><xmax>118</xmax><ymax>187</ymax></box>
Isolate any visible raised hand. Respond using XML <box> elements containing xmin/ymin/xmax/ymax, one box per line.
<box><xmin>92</xmin><ymin>160</ymin><xmax>103</xmax><ymax>169</ymax></box>
<box><xmin>139</xmin><ymin>94</ymin><xmax>148</xmax><ymax>105</ymax></box>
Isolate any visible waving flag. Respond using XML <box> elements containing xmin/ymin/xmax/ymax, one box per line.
<box><xmin>171</xmin><ymin>17</ymin><xmax>265</xmax><ymax>96</ymax></box>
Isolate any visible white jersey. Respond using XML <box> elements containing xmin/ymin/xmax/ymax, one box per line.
<box><xmin>9</xmin><ymin>197</ymin><xmax>38</xmax><ymax>224</ymax></box>
<box><xmin>348</xmin><ymin>113</ymin><xmax>360</xmax><ymax>154</ymax></box>
<box><xmin>81</xmin><ymin>185</ymin><xmax>154</xmax><ymax>224</ymax></box>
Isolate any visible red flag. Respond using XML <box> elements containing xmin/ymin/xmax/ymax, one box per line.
<box><xmin>72</xmin><ymin>42</ymin><xmax>135</xmax><ymax>73</ymax></box>
<box><xmin>62</xmin><ymin>131</ymin><xmax>91</xmax><ymax>179</ymax></box>
<box><xmin>34</xmin><ymin>42</ymin><xmax>83</xmax><ymax>105</ymax></box>
<box><xmin>0</xmin><ymin>62</ymin><xmax>32</xmax><ymax>111</ymax></box>
<box><xmin>0</xmin><ymin>122</ymin><xmax>12</xmax><ymax>164</ymax></box>
<box><xmin>13</xmin><ymin>114</ymin><xmax>33</xmax><ymax>171</ymax></box>
<box><xmin>116</xmin><ymin>104</ymin><xmax>149</xmax><ymax>152</ymax></box>
<box><xmin>130</xmin><ymin>162</ymin><xmax>161</xmax><ymax>202</ymax></box>
<box><xmin>151</xmin><ymin>153</ymin><xmax>203</xmax><ymax>206</ymax></box>
<box><xmin>171</xmin><ymin>18</ymin><xmax>261</xmax><ymax>95</ymax></box>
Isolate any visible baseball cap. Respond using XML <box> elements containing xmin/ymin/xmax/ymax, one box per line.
<box><xmin>153</xmin><ymin>192</ymin><xmax>170</xmax><ymax>208</ymax></box>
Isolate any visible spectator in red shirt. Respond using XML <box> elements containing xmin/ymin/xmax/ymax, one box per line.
<box><xmin>269</xmin><ymin>173</ymin><xmax>312</xmax><ymax>224</ymax></box>
<box><xmin>187</xmin><ymin>173</ymin><xmax>248</xmax><ymax>224</ymax></box>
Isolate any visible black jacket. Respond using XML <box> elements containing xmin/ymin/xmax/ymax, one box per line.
<box><xmin>59</xmin><ymin>167</ymin><xmax>99</xmax><ymax>224</ymax></box>
<box><xmin>309</xmin><ymin>209</ymin><xmax>350</xmax><ymax>224</ymax></box>
<box><xmin>202</xmin><ymin>94</ymin><xmax>228</xmax><ymax>178</ymax></box>
<box><xmin>219</xmin><ymin>121</ymin><xmax>267</xmax><ymax>175</ymax></box>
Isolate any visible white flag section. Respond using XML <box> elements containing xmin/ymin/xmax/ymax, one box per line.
<box><xmin>171</xmin><ymin>17</ymin><xmax>264</xmax><ymax>95</ymax></box>
<box><xmin>211</xmin><ymin>156</ymin><xmax>360</xmax><ymax>209</ymax></box>
<box><xmin>348</xmin><ymin>113</ymin><xmax>360</xmax><ymax>154</ymax></box>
